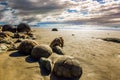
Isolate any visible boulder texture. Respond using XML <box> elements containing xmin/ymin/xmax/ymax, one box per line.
<box><xmin>39</xmin><ymin>57</ymin><xmax>52</xmax><ymax>73</ymax></box>
<box><xmin>31</xmin><ymin>44</ymin><xmax>52</xmax><ymax>59</ymax></box>
<box><xmin>17</xmin><ymin>23</ymin><xmax>31</xmax><ymax>33</ymax></box>
<box><xmin>2</xmin><ymin>24</ymin><xmax>16</xmax><ymax>33</ymax></box>
<box><xmin>18</xmin><ymin>40</ymin><xmax>38</xmax><ymax>55</ymax></box>
<box><xmin>53</xmin><ymin>57</ymin><xmax>82</xmax><ymax>79</ymax></box>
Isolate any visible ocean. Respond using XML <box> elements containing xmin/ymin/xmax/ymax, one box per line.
<box><xmin>32</xmin><ymin>23</ymin><xmax>120</xmax><ymax>31</ymax></box>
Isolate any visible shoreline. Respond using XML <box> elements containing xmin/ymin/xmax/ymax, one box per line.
<box><xmin>31</xmin><ymin>27</ymin><xmax>120</xmax><ymax>31</ymax></box>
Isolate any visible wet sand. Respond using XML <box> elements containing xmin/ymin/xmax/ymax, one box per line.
<box><xmin>0</xmin><ymin>28</ymin><xmax>120</xmax><ymax>80</ymax></box>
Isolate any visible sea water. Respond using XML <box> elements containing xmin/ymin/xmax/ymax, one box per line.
<box><xmin>32</xmin><ymin>23</ymin><xmax>120</xmax><ymax>30</ymax></box>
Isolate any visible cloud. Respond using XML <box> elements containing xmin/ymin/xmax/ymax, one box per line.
<box><xmin>0</xmin><ymin>9</ymin><xmax>22</xmax><ymax>25</ymax></box>
<box><xmin>0</xmin><ymin>1</ymin><xmax>22</xmax><ymax>25</ymax></box>
<box><xmin>0</xmin><ymin>0</ymin><xmax>120</xmax><ymax>26</ymax></box>
<box><xmin>2</xmin><ymin>0</ymin><xmax>72</xmax><ymax>23</ymax></box>
<box><xmin>8</xmin><ymin>0</ymin><xmax>69</xmax><ymax>15</ymax></box>
<box><xmin>42</xmin><ymin>0</ymin><xmax>120</xmax><ymax>26</ymax></box>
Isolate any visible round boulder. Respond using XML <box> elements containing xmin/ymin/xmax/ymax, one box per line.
<box><xmin>17</xmin><ymin>23</ymin><xmax>31</xmax><ymax>33</ymax></box>
<box><xmin>52</xmin><ymin>28</ymin><xmax>58</xmax><ymax>31</ymax></box>
<box><xmin>31</xmin><ymin>44</ymin><xmax>52</xmax><ymax>59</ymax></box>
<box><xmin>2</xmin><ymin>24</ymin><xmax>16</xmax><ymax>33</ymax></box>
<box><xmin>53</xmin><ymin>57</ymin><xmax>82</xmax><ymax>79</ymax></box>
<box><xmin>18</xmin><ymin>40</ymin><xmax>38</xmax><ymax>55</ymax></box>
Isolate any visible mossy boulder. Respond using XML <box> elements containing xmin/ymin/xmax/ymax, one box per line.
<box><xmin>18</xmin><ymin>40</ymin><xmax>39</xmax><ymax>55</ymax></box>
<box><xmin>31</xmin><ymin>44</ymin><xmax>52</xmax><ymax>59</ymax></box>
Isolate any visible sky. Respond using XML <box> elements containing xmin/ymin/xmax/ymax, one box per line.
<box><xmin>0</xmin><ymin>0</ymin><xmax>120</xmax><ymax>26</ymax></box>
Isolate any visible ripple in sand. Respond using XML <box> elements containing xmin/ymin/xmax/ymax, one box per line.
<box><xmin>87</xmin><ymin>72</ymin><xmax>95</xmax><ymax>77</ymax></box>
<box><xmin>117</xmin><ymin>54</ymin><xmax>120</xmax><ymax>58</ymax></box>
<box><xmin>114</xmin><ymin>53</ymin><xmax>120</xmax><ymax>59</ymax></box>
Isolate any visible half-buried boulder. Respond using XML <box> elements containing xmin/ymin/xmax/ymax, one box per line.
<box><xmin>18</xmin><ymin>40</ymin><xmax>38</xmax><ymax>55</ymax></box>
<box><xmin>52</xmin><ymin>28</ymin><xmax>58</xmax><ymax>31</ymax></box>
<box><xmin>31</xmin><ymin>44</ymin><xmax>52</xmax><ymax>59</ymax></box>
<box><xmin>53</xmin><ymin>57</ymin><xmax>82</xmax><ymax>79</ymax></box>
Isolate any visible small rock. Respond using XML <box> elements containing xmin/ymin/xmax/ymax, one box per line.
<box><xmin>7</xmin><ymin>44</ymin><xmax>18</xmax><ymax>51</ymax></box>
<box><xmin>0</xmin><ymin>39</ymin><xmax>12</xmax><ymax>44</ymax></box>
<box><xmin>0</xmin><ymin>44</ymin><xmax>8</xmax><ymax>52</ymax></box>
<box><xmin>52</xmin><ymin>46</ymin><xmax>64</xmax><ymax>55</ymax></box>
<box><xmin>15</xmin><ymin>39</ymin><xmax>23</xmax><ymax>43</ymax></box>
<box><xmin>72</xmin><ymin>34</ymin><xmax>75</xmax><ymax>36</ymax></box>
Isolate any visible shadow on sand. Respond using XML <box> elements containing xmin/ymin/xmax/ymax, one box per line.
<box><xmin>25</xmin><ymin>56</ymin><xmax>38</xmax><ymax>63</ymax></box>
<box><xmin>25</xmin><ymin>56</ymin><xmax>51</xmax><ymax>76</ymax></box>
<box><xmin>9</xmin><ymin>51</ymin><xmax>28</xmax><ymax>57</ymax></box>
<box><xmin>50</xmin><ymin>72</ymin><xmax>80</xmax><ymax>80</ymax></box>
<box><xmin>9</xmin><ymin>52</ymin><xmax>81</xmax><ymax>80</ymax></box>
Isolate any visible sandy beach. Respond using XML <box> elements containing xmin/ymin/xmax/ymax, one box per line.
<box><xmin>0</xmin><ymin>28</ymin><xmax>120</xmax><ymax>80</ymax></box>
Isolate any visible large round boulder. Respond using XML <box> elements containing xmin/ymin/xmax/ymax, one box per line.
<box><xmin>18</xmin><ymin>40</ymin><xmax>38</xmax><ymax>55</ymax></box>
<box><xmin>2</xmin><ymin>24</ymin><xmax>16</xmax><ymax>33</ymax></box>
<box><xmin>31</xmin><ymin>44</ymin><xmax>52</xmax><ymax>59</ymax></box>
<box><xmin>17</xmin><ymin>23</ymin><xmax>31</xmax><ymax>33</ymax></box>
<box><xmin>53</xmin><ymin>57</ymin><xmax>82</xmax><ymax>79</ymax></box>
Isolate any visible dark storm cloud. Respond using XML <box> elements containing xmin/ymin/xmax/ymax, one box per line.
<box><xmin>8</xmin><ymin>0</ymin><xmax>67</xmax><ymax>15</ymax></box>
<box><xmin>22</xmin><ymin>17</ymin><xmax>37</xmax><ymax>22</ymax></box>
